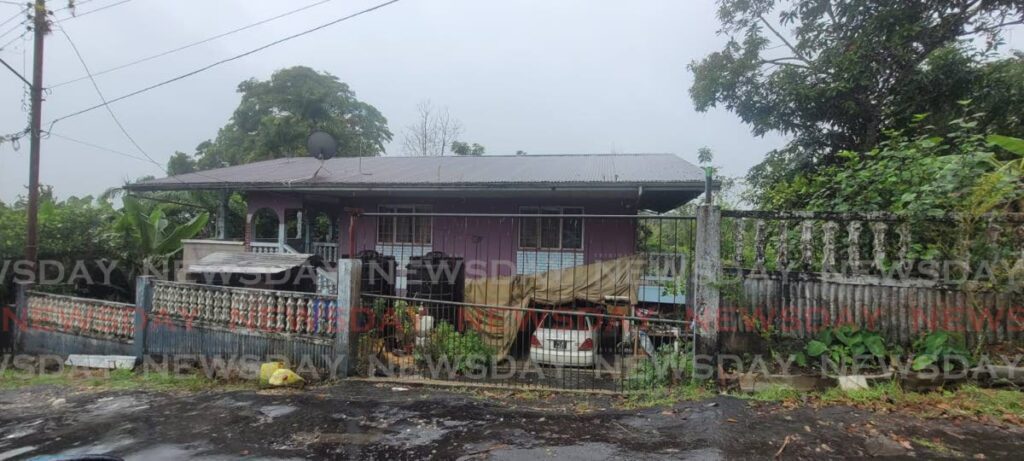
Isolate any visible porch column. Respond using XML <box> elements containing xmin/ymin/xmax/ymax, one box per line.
<box><xmin>243</xmin><ymin>212</ymin><xmax>253</xmax><ymax>249</ymax></box>
<box><xmin>277</xmin><ymin>209</ymin><xmax>286</xmax><ymax>249</ymax></box>
<box><xmin>216</xmin><ymin>190</ymin><xmax>228</xmax><ymax>240</ymax></box>
<box><xmin>694</xmin><ymin>204</ymin><xmax>721</xmax><ymax>362</ymax></box>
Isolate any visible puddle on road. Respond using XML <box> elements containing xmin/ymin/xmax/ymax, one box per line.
<box><xmin>486</xmin><ymin>442</ymin><xmax>722</xmax><ymax>461</ymax></box>
<box><xmin>0</xmin><ymin>445</ymin><xmax>36</xmax><ymax>460</ymax></box>
<box><xmin>259</xmin><ymin>404</ymin><xmax>298</xmax><ymax>421</ymax></box>
<box><xmin>53</xmin><ymin>437</ymin><xmax>136</xmax><ymax>459</ymax></box>
<box><xmin>84</xmin><ymin>395</ymin><xmax>150</xmax><ymax>419</ymax></box>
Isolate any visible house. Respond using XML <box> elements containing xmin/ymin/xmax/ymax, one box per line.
<box><xmin>127</xmin><ymin>154</ymin><xmax>706</xmax><ymax>300</ymax></box>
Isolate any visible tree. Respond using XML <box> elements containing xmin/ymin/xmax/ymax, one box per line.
<box><xmin>166</xmin><ymin>151</ymin><xmax>196</xmax><ymax>175</ymax></box>
<box><xmin>451</xmin><ymin>141</ymin><xmax>485</xmax><ymax>156</ymax></box>
<box><xmin>515</xmin><ymin>150</ymin><xmax>528</xmax><ymax>156</ymax></box>
<box><xmin>689</xmin><ymin>0</ymin><xmax>1024</xmax><ymax>207</ymax></box>
<box><xmin>189</xmin><ymin>66</ymin><xmax>391</xmax><ymax>169</ymax></box>
<box><xmin>401</xmin><ymin>100</ymin><xmax>463</xmax><ymax>156</ymax></box>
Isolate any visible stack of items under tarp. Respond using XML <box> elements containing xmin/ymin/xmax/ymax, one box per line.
<box><xmin>462</xmin><ymin>256</ymin><xmax>644</xmax><ymax>357</ymax></box>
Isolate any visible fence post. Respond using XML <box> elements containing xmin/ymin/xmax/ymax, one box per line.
<box><xmin>694</xmin><ymin>204</ymin><xmax>722</xmax><ymax>362</ymax></box>
<box><xmin>134</xmin><ymin>276</ymin><xmax>154</xmax><ymax>365</ymax></box>
<box><xmin>12</xmin><ymin>282</ymin><xmax>30</xmax><ymax>351</ymax></box>
<box><xmin>335</xmin><ymin>259</ymin><xmax>362</xmax><ymax>378</ymax></box>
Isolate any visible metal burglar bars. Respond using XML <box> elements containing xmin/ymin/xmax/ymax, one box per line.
<box><xmin>350</xmin><ymin>211</ymin><xmax>698</xmax><ymax>393</ymax></box>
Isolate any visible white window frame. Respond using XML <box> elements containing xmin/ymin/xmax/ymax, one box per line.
<box><xmin>518</xmin><ymin>206</ymin><xmax>584</xmax><ymax>251</ymax></box>
<box><xmin>377</xmin><ymin>205</ymin><xmax>432</xmax><ymax>245</ymax></box>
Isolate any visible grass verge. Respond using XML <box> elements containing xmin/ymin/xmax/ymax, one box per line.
<box><xmin>0</xmin><ymin>368</ymin><xmax>253</xmax><ymax>392</ymax></box>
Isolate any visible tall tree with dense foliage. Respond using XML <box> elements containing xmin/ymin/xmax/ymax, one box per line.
<box><xmin>689</xmin><ymin>0</ymin><xmax>1024</xmax><ymax>207</ymax></box>
<box><xmin>175</xmin><ymin>66</ymin><xmax>392</xmax><ymax>171</ymax></box>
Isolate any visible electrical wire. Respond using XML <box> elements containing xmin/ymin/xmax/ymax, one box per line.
<box><xmin>0</xmin><ymin>5</ymin><xmax>26</xmax><ymax>29</ymax></box>
<box><xmin>56</xmin><ymin>0</ymin><xmax>132</xmax><ymax>22</ymax></box>
<box><xmin>0</xmin><ymin>27</ymin><xmax>29</xmax><ymax>51</ymax></box>
<box><xmin>56</xmin><ymin>23</ymin><xmax>165</xmax><ymax>170</ymax></box>
<box><xmin>45</xmin><ymin>130</ymin><xmax>153</xmax><ymax>164</ymax></box>
<box><xmin>46</xmin><ymin>0</ymin><xmax>402</xmax><ymax>129</ymax></box>
<box><xmin>50</xmin><ymin>0</ymin><xmax>337</xmax><ymax>88</ymax></box>
<box><xmin>54</xmin><ymin>23</ymin><xmax>228</xmax><ymax>185</ymax></box>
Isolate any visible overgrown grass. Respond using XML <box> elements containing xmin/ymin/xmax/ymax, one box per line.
<box><xmin>739</xmin><ymin>385</ymin><xmax>803</xmax><ymax>403</ymax></box>
<box><xmin>618</xmin><ymin>381</ymin><xmax>713</xmax><ymax>409</ymax></box>
<box><xmin>0</xmin><ymin>368</ymin><xmax>253</xmax><ymax>392</ymax></box>
<box><xmin>815</xmin><ymin>380</ymin><xmax>1024</xmax><ymax>425</ymax></box>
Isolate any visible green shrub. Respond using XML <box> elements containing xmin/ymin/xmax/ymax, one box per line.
<box><xmin>624</xmin><ymin>344</ymin><xmax>692</xmax><ymax>391</ymax></box>
<box><xmin>910</xmin><ymin>331</ymin><xmax>972</xmax><ymax>372</ymax></box>
<box><xmin>801</xmin><ymin>326</ymin><xmax>892</xmax><ymax>372</ymax></box>
<box><xmin>420</xmin><ymin>321</ymin><xmax>495</xmax><ymax>374</ymax></box>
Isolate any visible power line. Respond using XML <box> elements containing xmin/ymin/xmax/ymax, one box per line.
<box><xmin>52</xmin><ymin>0</ymin><xmax>99</xmax><ymax>13</ymax></box>
<box><xmin>46</xmin><ymin>0</ymin><xmax>402</xmax><ymax>128</ymax></box>
<box><xmin>0</xmin><ymin>54</ymin><xmax>29</xmax><ymax>86</ymax></box>
<box><xmin>56</xmin><ymin>22</ymin><xmax>165</xmax><ymax>172</ymax></box>
<box><xmin>0</xmin><ymin>27</ymin><xmax>29</xmax><ymax>51</ymax></box>
<box><xmin>0</xmin><ymin>6</ymin><xmax>26</xmax><ymax>29</ymax></box>
<box><xmin>0</xmin><ymin>15</ymin><xmax>28</xmax><ymax>41</ymax></box>
<box><xmin>56</xmin><ymin>0</ymin><xmax>132</xmax><ymax>22</ymax></box>
<box><xmin>45</xmin><ymin>130</ymin><xmax>153</xmax><ymax>164</ymax></box>
<box><xmin>50</xmin><ymin>0</ymin><xmax>338</xmax><ymax>88</ymax></box>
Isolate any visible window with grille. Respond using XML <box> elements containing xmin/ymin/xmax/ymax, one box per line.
<box><xmin>518</xmin><ymin>206</ymin><xmax>583</xmax><ymax>250</ymax></box>
<box><xmin>377</xmin><ymin>205</ymin><xmax>432</xmax><ymax>245</ymax></box>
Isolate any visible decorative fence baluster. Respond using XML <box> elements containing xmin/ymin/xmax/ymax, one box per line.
<box><xmin>800</xmin><ymin>220</ymin><xmax>814</xmax><ymax>270</ymax></box>
<box><xmin>871</xmin><ymin>222</ymin><xmax>887</xmax><ymax>272</ymax></box>
<box><xmin>276</xmin><ymin>296</ymin><xmax>286</xmax><ymax>332</ymax></box>
<box><xmin>754</xmin><ymin>219</ymin><xmax>767</xmax><ymax>272</ymax></box>
<box><xmin>897</xmin><ymin>222</ymin><xmax>911</xmax><ymax>270</ymax></box>
<box><xmin>286</xmin><ymin>297</ymin><xmax>296</xmax><ymax>333</ymax></box>
<box><xmin>733</xmin><ymin>218</ymin><xmax>745</xmax><ymax>267</ymax></box>
<box><xmin>822</xmin><ymin>221</ymin><xmax>838</xmax><ymax>272</ymax></box>
<box><xmin>847</xmin><ymin>221</ymin><xmax>862</xmax><ymax>274</ymax></box>
<box><xmin>776</xmin><ymin>221</ymin><xmax>789</xmax><ymax>270</ymax></box>
<box><xmin>24</xmin><ymin>292</ymin><xmax>135</xmax><ymax>341</ymax></box>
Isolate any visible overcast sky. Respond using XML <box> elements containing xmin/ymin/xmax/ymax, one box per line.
<box><xmin>0</xmin><ymin>0</ymin><xmax>1019</xmax><ymax>202</ymax></box>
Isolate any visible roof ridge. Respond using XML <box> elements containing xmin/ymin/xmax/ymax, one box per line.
<box><xmin>376</xmin><ymin>153</ymin><xmax>678</xmax><ymax>158</ymax></box>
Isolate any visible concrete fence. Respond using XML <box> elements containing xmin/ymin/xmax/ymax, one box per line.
<box><xmin>13</xmin><ymin>260</ymin><xmax>362</xmax><ymax>376</ymax></box>
<box><xmin>692</xmin><ymin>206</ymin><xmax>1024</xmax><ymax>350</ymax></box>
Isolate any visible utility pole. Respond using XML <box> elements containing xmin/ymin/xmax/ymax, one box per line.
<box><xmin>25</xmin><ymin>0</ymin><xmax>45</xmax><ymax>282</ymax></box>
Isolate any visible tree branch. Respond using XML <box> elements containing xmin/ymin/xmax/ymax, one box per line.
<box><xmin>758</xmin><ymin>15</ymin><xmax>813</xmax><ymax>66</ymax></box>
<box><xmin>760</xmin><ymin>58</ymin><xmax>811</xmax><ymax>69</ymax></box>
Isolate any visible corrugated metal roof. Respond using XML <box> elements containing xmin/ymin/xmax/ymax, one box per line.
<box><xmin>187</xmin><ymin>252</ymin><xmax>314</xmax><ymax>274</ymax></box>
<box><xmin>129</xmin><ymin>154</ymin><xmax>705</xmax><ymax>191</ymax></box>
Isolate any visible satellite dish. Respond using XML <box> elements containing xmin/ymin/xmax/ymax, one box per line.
<box><xmin>307</xmin><ymin>131</ymin><xmax>338</xmax><ymax>160</ymax></box>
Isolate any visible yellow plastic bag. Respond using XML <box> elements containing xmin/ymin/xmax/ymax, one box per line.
<box><xmin>259</xmin><ymin>362</ymin><xmax>286</xmax><ymax>386</ymax></box>
<box><xmin>268</xmin><ymin>368</ymin><xmax>305</xmax><ymax>387</ymax></box>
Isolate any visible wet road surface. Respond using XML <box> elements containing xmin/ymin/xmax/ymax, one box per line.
<box><xmin>0</xmin><ymin>381</ymin><xmax>1021</xmax><ymax>460</ymax></box>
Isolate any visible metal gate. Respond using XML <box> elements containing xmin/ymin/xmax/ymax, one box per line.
<box><xmin>350</xmin><ymin>211</ymin><xmax>697</xmax><ymax>393</ymax></box>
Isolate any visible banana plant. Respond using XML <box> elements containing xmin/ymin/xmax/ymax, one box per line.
<box><xmin>114</xmin><ymin>196</ymin><xmax>209</xmax><ymax>272</ymax></box>
<box><xmin>965</xmin><ymin>135</ymin><xmax>1024</xmax><ymax>217</ymax></box>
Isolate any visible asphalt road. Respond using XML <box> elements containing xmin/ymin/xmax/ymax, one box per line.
<box><xmin>0</xmin><ymin>381</ymin><xmax>1020</xmax><ymax>460</ymax></box>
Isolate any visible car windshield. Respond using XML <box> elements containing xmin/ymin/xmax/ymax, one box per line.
<box><xmin>540</xmin><ymin>313</ymin><xmax>592</xmax><ymax>331</ymax></box>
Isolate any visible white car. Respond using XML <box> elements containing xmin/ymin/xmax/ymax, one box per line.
<box><xmin>530</xmin><ymin>313</ymin><xmax>599</xmax><ymax>367</ymax></box>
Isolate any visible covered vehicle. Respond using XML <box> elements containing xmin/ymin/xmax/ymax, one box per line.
<box><xmin>529</xmin><ymin>312</ymin><xmax>599</xmax><ymax>367</ymax></box>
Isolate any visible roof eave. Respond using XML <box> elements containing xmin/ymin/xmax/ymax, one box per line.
<box><xmin>125</xmin><ymin>181</ymin><xmax>708</xmax><ymax>193</ymax></box>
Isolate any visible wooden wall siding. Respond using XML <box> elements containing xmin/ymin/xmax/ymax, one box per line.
<box><xmin>719</xmin><ymin>210</ymin><xmax>1024</xmax><ymax>345</ymax></box>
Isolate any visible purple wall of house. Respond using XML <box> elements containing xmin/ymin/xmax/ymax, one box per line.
<box><xmin>246</xmin><ymin>192</ymin><xmax>640</xmax><ymax>277</ymax></box>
